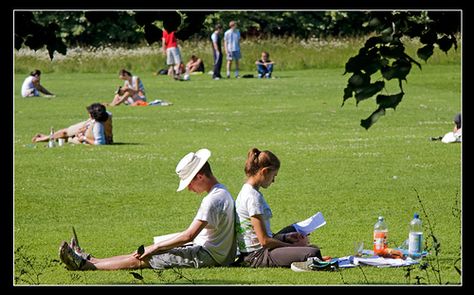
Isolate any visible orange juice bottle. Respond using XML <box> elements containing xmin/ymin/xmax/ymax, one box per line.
<box><xmin>373</xmin><ymin>216</ymin><xmax>388</xmax><ymax>255</ymax></box>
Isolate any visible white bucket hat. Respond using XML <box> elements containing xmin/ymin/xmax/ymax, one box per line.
<box><xmin>175</xmin><ymin>148</ymin><xmax>211</xmax><ymax>192</ymax></box>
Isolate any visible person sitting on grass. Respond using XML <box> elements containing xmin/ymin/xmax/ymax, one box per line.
<box><xmin>431</xmin><ymin>112</ymin><xmax>462</xmax><ymax>143</ymax></box>
<box><xmin>21</xmin><ymin>69</ymin><xmax>55</xmax><ymax>97</ymax></box>
<box><xmin>235</xmin><ymin>148</ymin><xmax>330</xmax><ymax>268</ymax></box>
<box><xmin>58</xmin><ymin>148</ymin><xmax>237</xmax><ymax>271</ymax></box>
<box><xmin>186</xmin><ymin>55</ymin><xmax>205</xmax><ymax>74</ymax></box>
<box><xmin>255</xmin><ymin>51</ymin><xmax>274</xmax><ymax>79</ymax></box>
<box><xmin>107</xmin><ymin>69</ymin><xmax>146</xmax><ymax>106</ymax></box>
<box><xmin>31</xmin><ymin>103</ymin><xmax>113</xmax><ymax>145</ymax></box>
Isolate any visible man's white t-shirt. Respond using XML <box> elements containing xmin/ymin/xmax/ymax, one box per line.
<box><xmin>224</xmin><ymin>29</ymin><xmax>241</xmax><ymax>52</ymax></box>
<box><xmin>193</xmin><ymin>183</ymin><xmax>236</xmax><ymax>265</ymax></box>
<box><xmin>235</xmin><ymin>183</ymin><xmax>273</xmax><ymax>253</ymax></box>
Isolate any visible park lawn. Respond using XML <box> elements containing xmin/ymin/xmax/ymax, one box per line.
<box><xmin>14</xmin><ymin>64</ymin><xmax>461</xmax><ymax>285</ymax></box>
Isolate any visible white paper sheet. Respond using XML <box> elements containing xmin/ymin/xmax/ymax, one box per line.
<box><xmin>293</xmin><ymin>212</ymin><xmax>326</xmax><ymax>236</ymax></box>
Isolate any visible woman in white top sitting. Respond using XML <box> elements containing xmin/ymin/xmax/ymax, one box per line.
<box><xmin>31</xmin><ymin>103</ymin><xmax>113</xmax><ymax>145</ymax></box>
<box><xmin>235</xmin><ymin>148</ymin><xmax>328</xmax><ymax>268</ymax></box>
<box><xmin>108</xmin><ymin>69</ymin><xmax>147</xmax><ymax>106</ymax></box>
<box><xmin>21</xmin><ymin>69</ymin><xmax>55</xmax><ymax>97</ymax></box>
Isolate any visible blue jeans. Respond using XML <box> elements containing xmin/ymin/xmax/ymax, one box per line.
<box><xmin>257</xmin><ymin>64</ymin><xmax>273</xmax><ymax>78</ymax></box>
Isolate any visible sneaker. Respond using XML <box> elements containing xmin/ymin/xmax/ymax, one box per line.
<box><xmin>213</xmin><ymin>77</ymin><xmax>220</xmax><ymax>80</ymax></box>
<box><xmin>59</xmin><ymin>241</ymin><xmax>86</xmax><ymax>270</ymax></box>
<box><xmin>226</xmin><ymin>75</ymin><xmax>230</xmax><ymax>79</ymax></box>
<box><xmin>265</xmin><ymin>73</ymin><xmax>270</xmax><ymax>79</ymax></box>
<box><xmin>70</xmin><ymin>227</ymin><xmax>92</xmax><ymax>260</ymax></box>
<box><xmin>291</xmin><ymin>257</ymin><xmax>338</xmax><ymax>272</ymax></box>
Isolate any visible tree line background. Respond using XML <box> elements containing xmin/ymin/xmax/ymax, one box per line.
<box><xmin>14</xmin><ymin>11</ymin><xmax>394</xmax><ymax>57</ymax></box>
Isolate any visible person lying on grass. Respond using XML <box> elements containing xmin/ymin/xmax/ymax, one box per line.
<box><xmin>235</xmin><ymin>148</ymin><xmax>331</xmax><ymax>267</ymax></box>
<box><xmin>31</xmin><ymin>103</ymin><xmax>113</xmax><ymax>145</ymax></box>
<box><xmin>106</xmin><ymin>69</ymin><xmax>147</xmax><ymax>106</ymax></box>
<box><xmin>58</xmin><ymin>148</ymin><xmax>237</xmax><ymax>271</ymax></box>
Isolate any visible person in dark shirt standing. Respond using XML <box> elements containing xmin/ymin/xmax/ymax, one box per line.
<box><xmin>211</xmin><ymin>24</ymin><xmax>223</xmax><ymax>80</ymax></box>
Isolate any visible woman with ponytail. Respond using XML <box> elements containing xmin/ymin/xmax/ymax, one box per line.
<box><xmin>235</xmin><ymin>148</ymin><xmax>328</xmax><ymax>268</ymax></box>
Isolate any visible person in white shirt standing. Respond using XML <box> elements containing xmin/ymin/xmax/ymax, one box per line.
<box><xmin>58</xmin><ymin>148</ymin><xmax>237</xmax><ymax>271</ymax></box>
<box><xmin>223</xmin><ymin>20</ymin><xmax>242</xmax><ymax>79</ymax></box>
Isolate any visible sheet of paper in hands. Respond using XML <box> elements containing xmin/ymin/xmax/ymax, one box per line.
<box><xmin>293</xmin><ymin>212</ymin><xmax>326</xmax><ymax>236</ymax></box>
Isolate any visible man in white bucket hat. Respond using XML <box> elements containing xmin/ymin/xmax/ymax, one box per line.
<box><xmin>58</xmin><ymin>148</ymin><xmax>237</xmax><ymax>271</ymax></box>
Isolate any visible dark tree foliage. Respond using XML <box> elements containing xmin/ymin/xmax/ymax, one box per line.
<box><xmin>15</xmin><ymin>11</ymin><xmax>208</xmax><ymax>57</ymax></box>
<box><xmin>15</xmin><ymin>11</ymin><xmax>67</xmax><ymax>59</ymax></box>
<box><xmin>341</xmin><ymin>11</ymin><xmax>460</xmax><ymax>129</ymax></box>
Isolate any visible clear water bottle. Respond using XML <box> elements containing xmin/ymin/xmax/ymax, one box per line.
<box><xmin>48</xmin><ymin>127</ymin><xmax>55</xmax><ymax>148</ymax></box>
<box><xmin>408</xmin><ymin>213</ymin><xmax>423</xmax><ymax>259</ymax></box>
<box><xmin>373</xmin><ymin>216</ymin><xmax>388</xmax><ymax>255</ymax></box>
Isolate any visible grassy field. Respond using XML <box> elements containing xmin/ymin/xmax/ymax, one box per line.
<box><xmin>14</xmin><ymin>46</ymin><xmax>461</xmax><ymax>285</ymax></box>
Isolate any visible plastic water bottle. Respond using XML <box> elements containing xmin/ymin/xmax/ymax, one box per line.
<box><xmin>373</xmin><ymin>216</ymin><xmax>388</xmax><ymax>255</ymax></box>
<box><xmin>408</xmin><ymin>213</ymin><xmax>423</xmax><ymax>259</ymax></box>
<box><xmin>48</xmin><ymin>127</ymin><xmax>55</xmax><ymax>148</ymax></box>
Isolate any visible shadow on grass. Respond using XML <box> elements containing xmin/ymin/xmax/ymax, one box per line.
<box><xmin>101</xmin><ymin>280</ymin><xmax>256</xmax><ymax>285</ymax></box>
<box><xmin>110</xmin><ymin>142</ymin><xmax>143</xmax><ymax>146</ymax></box>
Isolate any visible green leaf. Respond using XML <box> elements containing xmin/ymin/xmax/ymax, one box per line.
<box><xmin>344</xmin><ymin>55</ymin><xmax>364</xmax><ymax>74</ymax></box>
<box><xmin>24</xmin><ymin>35</ymin><xmax>45</xmax><ymax>51</ymax></box>
<box><xmin>362</xmin><ymin>58</ymin><xmax>382</xmax><ymax>75</ymax></box>
<box><xmin>341</xmin><ymin>85</ymin><xmax>353</xmax><ymax>106</ymax></box>
<box><xmin>417</xmin><ymin>44</ymin><xmax>434</xmax><ymax>62</ymax></box>
<box><xmin>130</xmin><ymin>272</ymin><xmax>144</xmax><ymax>280</ymax></box>
<box><xmin>420</xmin><ymin>29</ymin><xmax>437</xmax><ymax>45</ymax></box>
<box><xmin>343</xmin><ymin>85</ymin><xmax>353</xmax><ymax>99</ymax></box>
<box><xmin>348</xmin><ymin>73</ymin><xmax>370</xmax><ymax>88</ymax></box>
<box><xmin>379</xmin><ymin>44</ymin><xmax>405</xmax><ymax>59</ymax></box>
<box><xmin>354</xmin><ymin>81</ymin><xmax>385</xmax><ymax>104</ymax></box>
<box><xmin>360</xmin><ymin>107</ymin><xmax>386</xmax><ymax>130</ymax></box>
<box><xmin>382</xmin><ymin>59</ymin><xmax>412</xmax><ymax>81</ymax></box>
<box><xmin>380</xmin><ymin>26</ymin><xmax>393</xmax><ymax>37</ymax></box>
<box><xmin>376</xmin><ymin>92</ymin><xmax>404</xmax><ymax>110</ymax></box>
<box><xmin>137</xmin><ymin>245</ymin><xmax>145</xmax><ymax>255</ymax></box>
<box><xmin>437</xmin><ymin>35</ymin><xmax>454</xmax><ymax>53</ymax></box>
<box><xmin>364</xmin><ymin>36</ymin><xmax>384</xmax><ymax>49</ymax></box>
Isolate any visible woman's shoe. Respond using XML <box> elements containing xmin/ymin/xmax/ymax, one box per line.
<box><xmin>59</xmin><ymin>241</ymin><xmax>86</xmax><ymax>270</ymax></box>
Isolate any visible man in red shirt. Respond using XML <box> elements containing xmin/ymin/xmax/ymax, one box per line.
<box><xmin>162</xmin><ymin>29</ymin><xmax>183</xmax><ymax>80</ymax></box>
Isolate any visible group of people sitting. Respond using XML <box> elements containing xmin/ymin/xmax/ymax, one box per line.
<box><xmin>58</xmin><ymin>147</ymin><xmax>329</xmax><ymax>272</ymax></box>
<box><xmin>155</xmin><ymin>52</ymin><xmax>275</xmax><ymax>80</ymax></box>
<box><xmin>21</xmin><ymin>50</ymin><xmax>273</xmax><ymax>108</ymax></box>
<box><xmin>32</xmin><ymin>102</ymin><xmax>113</xmax><ymax>146</ymax></box>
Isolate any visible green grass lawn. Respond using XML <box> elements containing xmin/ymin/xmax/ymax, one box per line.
<box><xmin>14</xmin><ymin>64</ymin><xmax>461</xmax><ymax>285</ymax></box>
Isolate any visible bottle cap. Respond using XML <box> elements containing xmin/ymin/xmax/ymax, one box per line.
<box><xmin>414</xmin><ymin>213</ymin><xmax>419</xmax><ymax>219</ymax></box>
